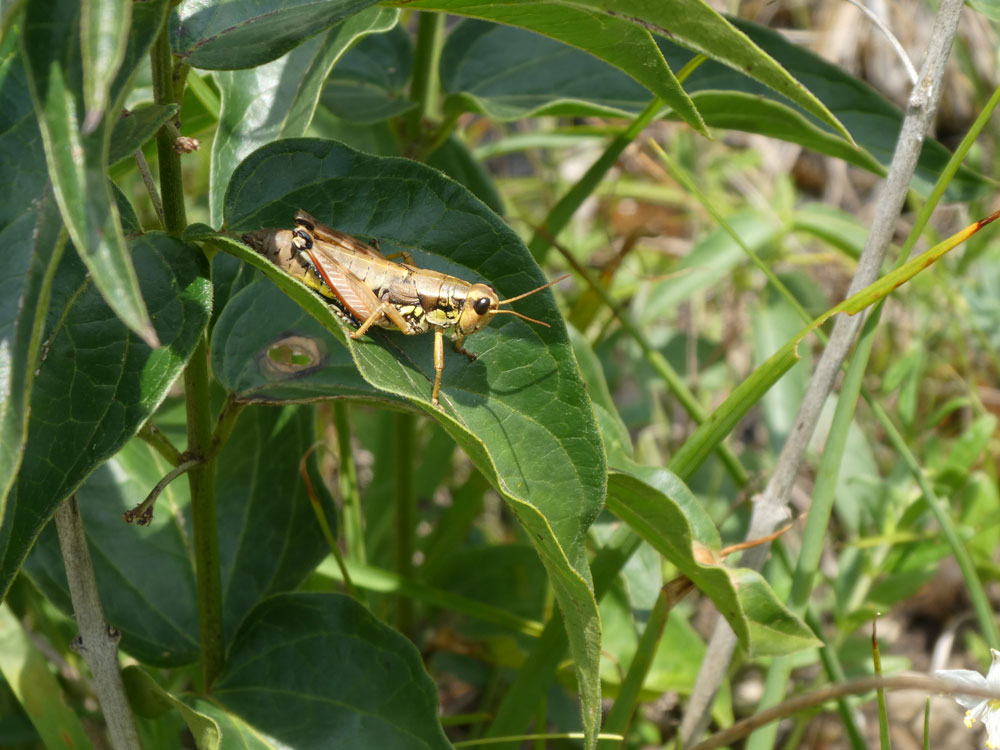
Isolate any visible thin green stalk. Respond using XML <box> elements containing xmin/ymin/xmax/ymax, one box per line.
<box><xmin>598</xmin><ymin>585</ymin><xmax>673</xmax><ymax>748</ymax></box>
<box><xmin>805</xmin><ymin>607</ymin><xmax>867</xmax><ymax>749</ymax></box>
<box><xmin>650</xmin><ymin>142</ymin><xmax>810</xmax><ymax>324</ymax></box>
<box><xmin>864</xmin><ymin>392</ymin><xmax>1000</xmax><ymax>647</ymax></box>
<box><xmin>137</xmin><ymin>421</ymin><xmax>182</xmax><ymax>467</ymax></box>
<box><xmin>333</xmin><ymin>403</ymin><xmax>366</xmax><ymax>565</ymax></box>
<box><xmin>546</xmin><ymin>235</ymin><xmax>748</xmax><ymax>487</ymax></box>
<box><xmin>527</xmin><ymin>98</ymin><xmax>662</xmax><ymax>263</ymax></box>
<box><xmin>300</xmin><ymin>442</ymin><xmax>356</xmax><ymax>600</ymax></box>
<box><xmin>872</xmin><ymin>622</ymin><xmax>891</xmax><ymax>750</ymax></box>
<box><xmin>527</xmin><ymin>55</ymin><xmax>704</xmax><ymax>263</ymax></box>
<box><xmin>152</xmin><ymin>17</ymin><xmax>222</xmax><ymax>688</ymax></box>
<box><xmin>393</xmin><ymin>412</ymin><xmax>416</xmax><ymax>634</ymax></box>
<box><xmin>768</xmin><ymin>542</ymin><xmax>866</xmax><ymax>750</ymax></box>
<box><xmin>319</xmin><ymin>558</ymin><xmax>542</xmax><ymax>636</ymax></box>
<box><xmin>899</xmin><ymin>80</ymin><xmax>1000</xmax><ymax>259</ymax></box>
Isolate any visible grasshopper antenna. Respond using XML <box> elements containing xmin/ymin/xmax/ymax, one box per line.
<box><xmin>497</xmin><ymin>274</ymin><xmax>570</xmax><ymax>306</ymax></box>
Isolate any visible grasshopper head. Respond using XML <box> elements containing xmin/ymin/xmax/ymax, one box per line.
<box><xmin>457</xmin><ymin>283</ymin><xmax>502</xmax><ymax>336</ymax></box>
<box><xmin>457</xmin><ymin>276</ymin><xmax>569</xmax><ymax>336</ymax></box>
<box><xmin>243</xmin><ymin>228</ymin><xmax>299</xmax><ymax>267</ymax></box>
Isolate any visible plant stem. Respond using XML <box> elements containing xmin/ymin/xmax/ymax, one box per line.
<box><xmin>393</xmin><ymin>412</ymin><xmax>416</xmax><ymax>634</ymax></box>
<box><xmin>409</xmin><ymin>13</ymin><xmax>444</xmax><ymax>125</ymax></box>
<box><xmin>527</xmin><ymin>97</ymin><xmax>663</xmax><ymax>263</ymax></box>
<box><xmin>54</xmin><ymin>496</ymin><xmax>141</xmax><ymax>750</ymax></box>
<box><xmin>150</xmin><ymin>23</ymin><xmax>186</xmax><ymax>234</ymax></box>
<box><xmin>183</xmin><ymin>338</ymin><xmax>224</xmax><ymax>689</ymax></box>
<box><xmin>151</xmin><ymin>17</ymin><xmax>223</xmax><ymax>688</ymax></box>
<box><xmin>333</xmin><ymin>403</ymin><xmax>366</xmax><ymax>565</ymax></box>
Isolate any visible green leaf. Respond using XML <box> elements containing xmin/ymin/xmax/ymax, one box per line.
<box><xmin>681</xmin><ymin>90</ymin><xmax>874</xmax><ymax>169</ymax></box>
<box><xmin>0</xmin><ymin>196</ymin><xmax>63</xmax><ymax>530</ymax></box>
<box><xmin>440</xmin><ymin>17</ymin><xmax>992</xmax><ymax>200</ymax></box>
<box><xmin>80</xmin><ymin>0</ymin><xmax>131</xmax><ymax>129</ymax></box>
<box><xmin>397</xmin><ymin>1</ymin><xmax>707</xmax><ymax>137</ymax></box>
<box><xmin>112</xmin><ymin>180</ymin><xmax>142</xmax><ymax>234</ymax></box>
<box><xmin>212</xmin><ymin>280</ymin><xmax>403</xmax><ymax>403</ymax></box>
<box><xmin>109</xmin><ymin>102</ymin><xmax>179</xmax><ymax>166</ymax></box>
<box><xmin>0</xmin><ymin>49</ymin><xmax>63</xmax><ymax>526</ymax></box>
<box><xmin>170</xmin><ymin>0</ymin><xmax>380</xmax><ymax>70</ymax></box>
<box><xmin>607</xmin><ymin>469</ymin><xmax>819</xmax><ymax>655</ymax></box>
<box><xmin>212</xmin><ymin>593</ymin><xmax>451</xmax><ymax>748</ymax></box>
<box><xmin>23</xmin><ymin>404</ymin><xmax>334</xmax><ymax>665</ymax></box>
<box><xmin>967</xmin><ymin>0</ymin><xmax>1000</xmax><ymax>20</ymax></box>
<box><xmin>440</xmin><ymin>18</ymin><xmax>659</xmax><ymax>119</ymax></box>
<box><xmin>426</xmin><ymin>134</ymin><xmax>505</xmax><ymax>216</ymax></box>
<box><xmin>123</xmin><ymin>666</ymin><xmax>221</xmax><ymax>748</ymax></box>
<box><xmin>675</xmin><ymin>17</ymin><xmax>993</xmax><ymax>200</ymax></box>
<box><xmin>0</xmin><ymin>233</ymin><xmax>211</xmax><ymax>600</ymax></box>
<box><xmin>0</xmin><ymin>603</ymin><xmax>94</xmax><ymax>749</ymax></box>
<box><xmin>216</xmin><ymin>137</ymin><xmax>606</xmax><ymax>745</ymax></box>
<box><xmin>20</xmin><ymin>0</ymin><xmax>165</xmax><ymax>347</ymax></box>
<box><xmin>639</xmin><ymin>211</ymin><xmax>782</xmax><ymax>323</ymax></box>
<box><xmin>210</xmin><ymin>6</ymin><xmax>397</xmax><ymax>224</ymax></box>
<box><xmin>752</xmin><ymin>289</ymin><xmax>812</xmax><ymax>447</ymax></box>
<box><xmin>573</xmin><ymin>0</ymin><xmax>851</xmax><ymax>142</ymax></box>
<box><xmin>321</xmin><ymin>22</ymin><xmax>416</xmax><ymax>124</ymax></box>
<box><xmin>791</xmin><ymin>202</ymin><xmax>867</xmax><ymax>261</ymax></box>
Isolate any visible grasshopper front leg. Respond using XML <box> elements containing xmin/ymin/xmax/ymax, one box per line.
<box><xmin>452</xmin><ymin>331</ymin><xmax>477</xmax><ymax>362</ymax></box>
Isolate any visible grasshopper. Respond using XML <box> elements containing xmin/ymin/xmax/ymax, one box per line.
<box><xmin>243</xmin><ymin>210</ymin><xmax>563</xmax><ymax>409</ymax></box>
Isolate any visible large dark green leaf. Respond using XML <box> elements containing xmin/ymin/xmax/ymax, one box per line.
<box><xmin>440</xmin><ymin>18</ymin><xmax>992</xmax><ymax>200</ymax></box>
<box><xmin>212</xmin><ymin>594</ymin><xmax>451</xmax><ymax>749</ymax></box>
<box><xmin>677</xmin><ymin>17</ymin><xmax>994</xmax><ymax>200</ymax></box>
<box><xmin>211</xmin><ymin>280</ymin><xmax>403</xmax><ymax>404</ymax></box>
<box><xmin>122</xmin><ymin>595</ymin><xmax>449</xmax><ymax>749</ymax></box>
<box><xmin>0</xmin><ymin>50</ymin><xmax>61</xmax><ymax>526</ymax></box>
<box><xmin>0</xmin><ymin>233</ymin><xmax>211</xmax><ymax>600</ymax></box>
<box><xmin>320</xmin><ymin>22</ymin><xmax>416</xmax><ymax>124</ymax></box>
<box><xmin>606</xmin><ymin>469</ymin><xmax>818</xmax><ymax>656</ymax></box>
<box><xmin>20</xmin><ymin>0</ymin><xmax>166</xmax><ymax>347</ymax></box>
<box><xmin>440</xmin><ymin>18</ymin><xmax>654</xmax><ymax>119</ymax></box>
<box><xmin>210</xmin><ymin>7</ymin><xmax>397</xmax><ymax>224</ymax></box>
<box><xmin>207</xmin><ymin>137</ymin><xmax>605</xmax><ymax>745</ymax></box>
<box><xmin>398</xmin><ymin>0</ymin><xmax>706</xmax><ymax>138</ymax></box>
<box><xmin>426</xmin><ymin>135</ymin><xmax>505</xmax><ymax>216</ymax></box>
<box><xmin>398</xmin><ymin>0</ymin><xmax>855</xmax><ymax>144</ymax></box>
<box><xmin>23</xmin><ymin>404</ymin><xmax>334</xmax><ymax>665</ymax></box>
<box><xmin>170</xmin><ymin>0</ymin><xmax>380</xmax><ymax>70</ymax></box>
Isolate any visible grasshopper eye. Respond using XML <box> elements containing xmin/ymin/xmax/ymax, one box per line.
<box><xmin>473</xmin><ymin>297</ymin><xmax>491</xmax><ymax>316</ymax></box>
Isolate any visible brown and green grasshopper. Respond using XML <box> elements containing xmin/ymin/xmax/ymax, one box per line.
<box><xmin>243</xmin><ymin>210</ymin><xmax>563</xmax><ymax>409</ymax></box>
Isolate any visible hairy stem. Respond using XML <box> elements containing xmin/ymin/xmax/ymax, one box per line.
<box><xmin>151</xmin><ymin>15</ymin><xmax>223</xmax><ymax>689</ymax></box>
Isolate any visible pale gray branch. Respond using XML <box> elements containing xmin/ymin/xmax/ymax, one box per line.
<box><xmin>55</xmin><ymin>496</ymin><xmax>142</xmax><ymax>750</ymax></box>
<box><xmin>678</xmin><ymin>0</ymin><xmax>967</xmax><ymax>744</ymax></box>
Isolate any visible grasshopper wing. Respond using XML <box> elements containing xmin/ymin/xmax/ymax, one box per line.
<box><xmin>295</xmin><ymin>210</ymin><xmax>385</xmax><ymax>260</ymax></box>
